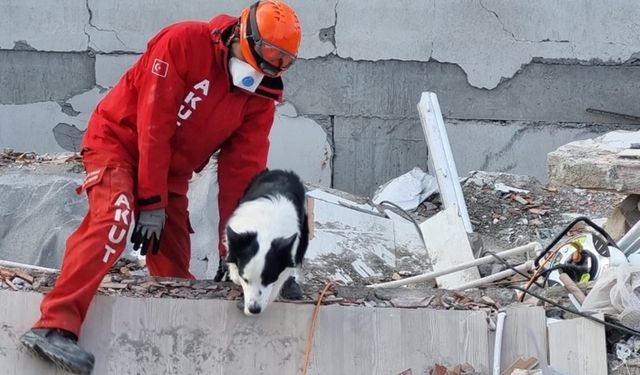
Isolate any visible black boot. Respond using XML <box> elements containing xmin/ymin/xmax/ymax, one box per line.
<box><xmin>280</xmin><ymin>276</ymin><xmax>304</xmax><ymax>300</ymax></box>
<box><xmin>20</xmin><ymin>328</ymin><xmax>95</xmax><ymax>374</ymax></box>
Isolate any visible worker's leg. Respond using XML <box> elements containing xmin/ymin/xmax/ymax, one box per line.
<box><xmin>22</xmin><ymin>162</ymin><xmax>134</xmax><ymax>374</ymax></box>
<box><xmin>32</xmin><ymin>163</ymin><xmax>134</xmax><ymax>336</ymax></box>
<box><xmin>145</xmin><ymin>193</ymin><xmax>194</xmax><ymax>279</ymax></box>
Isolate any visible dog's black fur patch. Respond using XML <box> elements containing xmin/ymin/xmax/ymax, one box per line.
<box><xmin>226</xmin><ymin>229</ymin><xmax>259</xmax><ymax>275</ymax></box>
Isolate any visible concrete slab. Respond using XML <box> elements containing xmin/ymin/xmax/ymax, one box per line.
<box><xmin>0</xmin><ymin>102</ymin><xmax>70</xmax><ymax>153</ymax></box>
<box><xmin>548</xmin><ymin>130</ymin><xmax>640</xmax><ymax>194</ymax></box>
<box><xmin>0</xmin><ymin>51</ymin><xmax>94</xmax><ymax>105</ymax></box>
<box><xmin>85</xmin><ymin>0</ymin><xmax>336</xmax><ymax>57</ymax></box>
<box><xmin>0</xmin><ymin>169</ymin><xmax>84</xmax><ymax>268</ymax></box>
<box><xmin>0</xmin><ymin>290</ymin><xmax>491</xmax><ymax>374</ymax></box>
<box><xmin>0</xmin><ymin>0</ymin><xmax>88</xmax><ymax>51</ymax></box>
<box><xmin>268</xmin><ymin>103</ymin><xmax>332</xmax><ymax>187</ymax></box>
<box><xmin>284</xmin><ymin>58</ymin><xmax>640</xmax><ymax>124</ymax></box>
<box><xmin>333</xmin><ymin>116</ymin><xmax>428</xmax><ymax>196</ymax></box>
<box><xmin>445</xmin><ymin>119</ymin><xmax>622</xmax><ymax>184</ymax></box>
<box><xmin>95</xmin><ymin>54</ymin><xmax>139</xmax><ymax>88</ymax></box>
<box><xmin>305</xmin><ymin>195</ymin><xmax>429</xmax><ymax>285</ymax></box>
<box><xmin>336</xmin><ymin>0</ymin><xmax>640</xmax><ymax>89</ymax></box>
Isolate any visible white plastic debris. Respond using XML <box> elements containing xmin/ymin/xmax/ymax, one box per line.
<box><xmin>494</xmin><ymin>182</ymin><xmax>529</xmax><ymax>194</ymax></box>
<box><xmin>372</xmin><ymin>167</ymin><xmax>438</xmax><ymax>211</ymax></box>
<box><xmin>616</xmin><ymin>336</ymin><xmax>640</xmax><ymax>363</ymax></box>
<box><xmin>582</xmin><ymin>264</ymin><xmax>640</xmax><ymax>329</ymax></box>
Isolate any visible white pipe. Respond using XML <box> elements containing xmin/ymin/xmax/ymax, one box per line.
<box><xmin>493</xmin><ymin>310</ymin><xmax>507</xmax><ymax>375</ymax></box>
<box><xmin>368</xmin><ymin>242</ymin><xmax>540</xmax><ymax>288</ymax></box>
<box><xmin>453</xmin><ymin>261</ymin><xmax>534</xmax><ymax>291</ymax></box>
<box><xmin>619</xmin><ymin>219</ymin><xmax>640</xmax><ymax>256</ymax></box>
<box><xmin>0</xmin><ymin>260</ymin><xmax>58</xmax><ymax>273</ymax></box>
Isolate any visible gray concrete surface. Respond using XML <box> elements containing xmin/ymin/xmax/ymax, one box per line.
<box><xmin>0</xmin><ymin>290</ymin><xmax>491</xmax><ymax>374</ymax></box>
<box><xmin>1</xmin><ymin>0</ymin><xmax>639</xmax><ymax>195</ymax></box>
<box><xmin>284</xmin><ymin>58</ymin><xmax>640</xmax><ymax>124</ymax></box>
<box><xmin>0</xmin><ymin>50</ymin><xmax>94</xmax><ymax>105</ymax></box>
<box><xmin>548</xmin><ymin>130</ymin><xmax>640</xmax><ymax>194</ymax></box>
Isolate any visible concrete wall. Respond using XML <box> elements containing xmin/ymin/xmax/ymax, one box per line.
<box><xmin>1</xmin><ymin>0</ymin><xmax>639</xmax><ymax>195</ymax></box>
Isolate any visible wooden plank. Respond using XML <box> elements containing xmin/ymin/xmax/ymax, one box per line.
<box><xmin>419</xmin><ymin>206</ymin><xmax>480</xmax><ymax>288</ymax></box>
<box><xmin>548</xmin><ymin>314</ymin><xmax>608</xmax><ymax>375</ymax></box>
<box><xmin>0</xmin><ymin>290</ymin><xmax>490</xmax><ymax>375</ymax></box>
<box><xmin>417</xmin><ymin>92</ymin><xmax>473</xmax><ymax>233</ymax></box>
<box><xmin>499</xmin><ymin>306</ymin><xmax>547</xmax><ymax>371</ymax></box>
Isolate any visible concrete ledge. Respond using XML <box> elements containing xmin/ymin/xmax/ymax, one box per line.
<box><xmin>0</xmin><ymin>290</ymin><xmax>490</xmax><ymax>374</ymax></box>
<box><xmin>548</xmin><ymin>130</ymin><xmax>640</xmax><ymax>194</ymax></box>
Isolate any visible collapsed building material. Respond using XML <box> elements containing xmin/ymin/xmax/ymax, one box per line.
<box><xmin>417</xmin><ymin>92</ymin><xmax>473</xmax><ymax>233</ymax></box>
<box><xmin>548</xmin><ymin>314</ymin><xmax>608</xmax><ymax>375</ymax></box>
<box><xmin>0</xmin><ymin>290</ymin><xmax>493</xmax><ymax>374</ymax></box>
<box><xmin>370</xmin><ymin>242</ymin><xmax>540</xmax><ymax>289</ymax></box>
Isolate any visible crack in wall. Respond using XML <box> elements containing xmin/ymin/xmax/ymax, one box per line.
<box><xmin>84</xmin><ymin>0</ymin><xmax>129</xmax><ymax>51</ymax></box>
<box><xmin>329</xmin><ymin>114</ymin><xmax>336</xmax><ymax>188</ymax></box>
<box><xmin>332</xmin><ymin>0</ymin><xmax>339</xmax><ymax>55</ymax></box>
<box><xmin>478</xmin><ymin>125</ymin><xmax>530</xmax><ymax>171</ymax></box>
<box><xmin>478</xmin><ymin>0</ymin><xmax>570</xmax><ymax>44</ymax></box>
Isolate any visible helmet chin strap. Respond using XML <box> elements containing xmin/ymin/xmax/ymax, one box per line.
<box><xmin>225</xmin><ymin>23</ymin><xmax>240</xmax><ymax>48</ymax></box>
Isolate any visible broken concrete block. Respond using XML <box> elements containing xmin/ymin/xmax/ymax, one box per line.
<box><xmin>548</xmin><ymin>131</ymin><xmax>640</xmax><ymax>194</ymax></box>
<box><xmin>420</xmin><ymin>207</ymin><xmax>480</xmax><ymax>289</ymax></box>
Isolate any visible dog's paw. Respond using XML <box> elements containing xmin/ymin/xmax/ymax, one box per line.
<box><xmin>280</xmin><ymin>276</ymin><xmax>304</xmax><ymax>300</ymax></box>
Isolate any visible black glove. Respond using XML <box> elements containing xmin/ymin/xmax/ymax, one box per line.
<box><xmin>214</xmin><ymin>256</ymin><xmax>230</xmax><ymax>282</ymax></box>
<box><xmin>131</xmin><ymin>208</ymin><xmax>165</xmax><ymax>255</ymax></box>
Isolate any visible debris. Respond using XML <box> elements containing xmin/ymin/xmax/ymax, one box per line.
<box><xmin>370</xmin><ymin>242</ymin><xmax>539</xmax><ymax>289</ymax></box>
<box><xmin>430</xmin><ymin>363</ymin><xmax>475</xmax><ymax>375</ymax></box>
<box><xmin>501</xmin><ymin>357</ymin><xmax>538</xmax><ymax>375</ymax></box>
<box><xmin>417</xmin><ymin>92</ymin><xmax>473</xmax><ymax>232</ymax></box>
<box><xmin>372</xmin><ymin>167</ymin><xmax>438</xmax><ymax>211</ymax></box>
<box><xmin>397</xmin><ymin>369</ymin><xmax>413</xmax><ymax>375</ymax></box>
<box><xmin>495</xmin><ymin>183</ymin><xmax>529</xmax><ymax>195</ymax></box>
<box><xmin>615</xmin><ymin>336</ymin><xmax>640</xmax><ymax>364</ymax></box>
<box><xmin>582</xmin><ymin>264</ymin><xmax>640</xmax><ymax>329</ymax></box>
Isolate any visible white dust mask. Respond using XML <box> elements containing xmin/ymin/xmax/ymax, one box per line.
<box><xmin>229</xmin><ymin>57</ymin><xmax>264</xmax><ymax>93</ymax></box>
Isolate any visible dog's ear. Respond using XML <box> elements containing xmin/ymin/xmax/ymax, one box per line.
<box><xmin>226</xmin><ymin>227</ymin><xmax>258</xmax><ymax>263</ymax></box>
<box><xmin>270</xmin><ymin>234</ymin><xmax>297</xmax><ymax>268</ymax></box>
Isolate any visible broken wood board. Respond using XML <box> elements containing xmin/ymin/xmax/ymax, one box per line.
<box><xmin>305</xmin><ymin>196</ymin><xmax>430</xmax><ymax>285</ymax></box>
<box><xmin>0</xmin><ymin>290</ymin><xmax>490</xmax><ymax>374</ymax></box>
<box><xmin>548</xmin><ymin>314</ymin><xmax>608</xmax><ymax>375</ymax></box>
<box><xmin>419</xmin><ymin>206</ymin><xmax>480</xmax><ymax>289</ymax></box>
<box><xmin>499</xmin><ymin>306</ymin><xmax>547</xmax><ymax>372</ymax></box>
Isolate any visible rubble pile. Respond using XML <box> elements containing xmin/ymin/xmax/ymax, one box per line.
<box><xmin>0</xmin><ymin>259</ymin><xmax>520</xmax><ymax>313</ymax></box>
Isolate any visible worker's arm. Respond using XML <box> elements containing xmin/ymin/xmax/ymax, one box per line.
<box><xmin>217</xmin><ymin>98</ymin><xmax>276</xmax><ymax>256</ymax></box>
<box><xmin>134</xmin><ymin>26</ymin><xmax>189</xmax><ymax>210</ymax></box>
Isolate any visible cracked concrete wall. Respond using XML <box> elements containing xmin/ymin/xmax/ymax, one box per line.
<box><xmin>1</xmin><ymin>0</ymin><xmax>639</xmax><ymax>195</ymax></box>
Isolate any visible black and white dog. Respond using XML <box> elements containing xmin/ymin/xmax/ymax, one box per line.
<box><xmin>225</xmin><ymin>169</ymin><xmax>308</xmax><ymax>316</ymax></box>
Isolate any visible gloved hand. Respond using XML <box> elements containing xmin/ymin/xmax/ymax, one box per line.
<box><xmin>213</xmin><ymin>256</ymin><xmax>230</xmax><ymax>282</ymax></box>
<box><xmin>131</xmin><ymin>208</ymin><xmax>166</xmax><ymax>256</ymax></box>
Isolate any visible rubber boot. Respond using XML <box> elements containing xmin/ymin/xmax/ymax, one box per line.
<box><xmin>20</xmin><ymin>328</ymin><xmax>95</xmax><ymax>374</ymax></box>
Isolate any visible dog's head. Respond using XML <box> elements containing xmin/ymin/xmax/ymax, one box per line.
<box><xmin>226</xmin><ymin>226</ymin><xmax>298</xmax><ymax>316</ymax></box>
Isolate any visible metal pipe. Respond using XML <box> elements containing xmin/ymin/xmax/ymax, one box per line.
<box><xmin>619</xmin><ymin>219</ymin><xmax>640</xmax><ymax>256</ymax></box>
<box><xmin>368</xmin><ymin>242</ymin><xmax>540</xmax><ymax>289</ymax></box>
<box><xmin>493</xmin><ymin>310</ymin><xmax>507</xmax><ymax>375</ymax></box>
<box><xmin>453</xmin><ymin>261</ymin><xmax>534</xmax><ymax>291</ymax></box>
<box><xmin>0</xmin><ymin>260</ymin><xmax>58</xmax><ymax>273</ymax></box>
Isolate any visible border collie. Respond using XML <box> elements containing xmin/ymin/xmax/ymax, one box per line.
<box><xmin>225</xmin><ymin>169</ymin><xmax>308</xmax><ymax>316</ymax></box>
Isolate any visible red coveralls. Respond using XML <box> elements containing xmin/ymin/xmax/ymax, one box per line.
<box><xmin>33</xmin><ymin>15</ymin><xmax>283</xmax><ymax>337</ymax></box>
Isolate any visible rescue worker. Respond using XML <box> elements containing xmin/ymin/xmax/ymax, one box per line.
<box><xmin>19</xmin><ymin>1</ymin><xmax>302</xmax><ymax>373</ymax></box>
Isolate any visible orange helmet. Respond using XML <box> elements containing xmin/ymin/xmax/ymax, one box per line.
<box><xmin>239</xmin><ymin>0</ymin><xmax>302</xmax><ymax>77</ymax></box>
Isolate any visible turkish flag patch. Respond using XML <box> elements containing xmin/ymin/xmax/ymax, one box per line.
<box><xmin>151</xmin><ymin>58</ymin><xmax>169</xmax><ymax>78</ymax></box>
